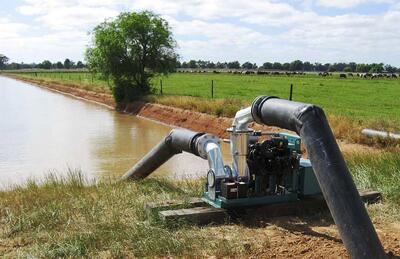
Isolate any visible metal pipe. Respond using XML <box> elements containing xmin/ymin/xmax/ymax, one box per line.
<box><xmin>251</xmin><ymin>96</ymin><xmax>386</xmax><ymax>259</ymax></box>
<box><xmin>121</xmin><ymin>128</ymin><xmax>228</xmax><ymax>181</ymax></box>
<box><xmin>362</xmin><ymin>128</ymin><xmax>400</xmax><ymax>140</ymax></box>
<box><xmin>120</xmin><ymin>128</ymin><xmax>204</xmax><ymax>180</ymax></box>
<box><xmin>230</xmin><ymin>106</ymin><xmax>254</xmax><ymax>180</ymax></box>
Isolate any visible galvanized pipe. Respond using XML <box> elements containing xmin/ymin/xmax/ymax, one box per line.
<box><xmin>251</xmin><ymin>96</ymin><xmax>386</xmax><ymax>258</ymax></box>
<box><xmin>362</xmin><ymin>128</ymin><xmax>400</xmax><ymax>140</ymax></box>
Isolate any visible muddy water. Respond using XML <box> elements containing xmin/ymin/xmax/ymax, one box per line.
<box><xmin>0</xmin><ymin>76</ymin><xmax>231</xmax><ymax>188</ymax></box>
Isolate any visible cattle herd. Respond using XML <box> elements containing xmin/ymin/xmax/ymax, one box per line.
<box><xmin>176</xmin><ymin>69</ymin><xmax>399</xmax><ymax>79</ymax></box>
<box><xmin>318</xmin><ymin>72</ymin><xmax>398</xmax><ymax>79</ymax></box>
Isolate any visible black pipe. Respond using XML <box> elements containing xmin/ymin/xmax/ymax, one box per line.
<box><xmin>251</xmin><ymin>96</ymin><xmax>386</xmax><ymax>258</ymax></box>
<box><xmin>121</xmin><ymin>128</ymin><xmax>204</xmax><ymax>180</ymax></box>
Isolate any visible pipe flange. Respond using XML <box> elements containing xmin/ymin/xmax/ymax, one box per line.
<box><xmin>251</xmin><ymin>95</ymin><xmax>279</xmax><ymax>124</ymax></box>
<box><xmin>195</xmin><ymin>134</ymin><xmax>220</xmax><ymax>159</ymax></box>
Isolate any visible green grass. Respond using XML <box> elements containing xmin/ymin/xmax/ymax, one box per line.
<box><xmin>5</xmin><ymin>71</ymin><xmax>400</xmax><ymax>130</ymax></box>
<box><xmin>1</xmin><ymin>151</ymin><xmax>399</xmax><ymax>257</ymax></box>
<box><xmin>153</xmin><ymin>73</ymin><xmax>400</xmax><ymax>128</ymax></box>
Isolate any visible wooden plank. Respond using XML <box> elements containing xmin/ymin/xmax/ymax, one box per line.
<box><xmin>151</xmin><ymin>190</ymin><xmax>381</xmax><ymax>225</ymax></box>
<box><xmin>145</xmin><ymin>198</ymin><xmax>206</xmax><ymax>212</ymax></box>
<box><xmin>159</xmin><ymin>207</ymin><xmax>229</xmax><ymax>225</ymax></box>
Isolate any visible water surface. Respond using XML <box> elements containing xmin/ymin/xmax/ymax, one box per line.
<box><xmin>0</xmin><ymin>76</ymin><xmax>231</xmax><ymax>188</ymax></box>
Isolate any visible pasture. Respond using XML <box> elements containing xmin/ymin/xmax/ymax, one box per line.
<box><xmin>6</xmin><ymin>70</ymin><xmax>400</xmax><ymax>130</ymax></box>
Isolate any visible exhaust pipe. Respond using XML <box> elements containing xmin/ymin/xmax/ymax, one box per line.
<box><xmin>251</xmin><ymin>96</ymin><xmax>386</xmax><ymax>259</ymax></box>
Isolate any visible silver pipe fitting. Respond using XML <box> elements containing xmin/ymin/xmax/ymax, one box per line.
<box><xmin>195</xmin><ymin>134</ymin><xmax>228</xmax><ymax>178</ymax></box>
<box><xmin>229</xmin><ymin>106</ymin><xmax>254</xmax><ymax>181</ymax></box>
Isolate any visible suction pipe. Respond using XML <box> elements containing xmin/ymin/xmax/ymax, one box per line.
<box><xmin>121</xmin><ymin>128</ymin><xmax>227</xmax><ymax>180</ymax></box>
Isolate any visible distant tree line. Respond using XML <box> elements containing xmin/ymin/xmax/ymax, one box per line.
<box><xmin>0</xmin><ymin>55</ymin><xmax>86</xmax><ymax>70</ymax></box>
<box><xmin>177</xmin><ymin>60</ymin><xmax>400</xmax><ymax>73</ymax></box>
<box><xmin>1</xmin><ymin>53</ymin><xmax>399</xmax><ymax>74</ymax></box>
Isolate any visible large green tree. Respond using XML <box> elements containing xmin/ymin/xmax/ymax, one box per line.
<box><xmin>86</xmin><ymin>11</ymin><xmax>177</xmax><ymax>103</ymax></box>
<box><xmin>0</xmin><ymin>54</ymin><xmax>9</xmax><ymax>69</ymax></box>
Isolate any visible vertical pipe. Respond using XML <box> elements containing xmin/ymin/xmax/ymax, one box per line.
<box><xmin>160</xmin><ymin>79</ymin><xmax>163</xmax><ymax>95</ymax></box>
<box><xmin>289</xmin><ymin>84</ymin><xmax>293</xmax><ymax>100</ymax></box>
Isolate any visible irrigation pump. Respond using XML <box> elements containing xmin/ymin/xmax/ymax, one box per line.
<box><xmin>122</xmin><ymin>96</ymin><xmax>386</xmax><ymax>258</ymax></box>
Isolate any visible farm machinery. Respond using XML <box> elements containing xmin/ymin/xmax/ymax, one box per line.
<box><xmin>121</xmin><ymin>96</ymin><xmax>386</xmax><ymax>258</ymax></box>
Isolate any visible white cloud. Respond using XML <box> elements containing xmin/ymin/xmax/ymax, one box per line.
<box><xmin>1</xmin><ymin>0</ymin><xmax>399</xmax><ymax>65</ymax></box>
<box><xmin>314</xmin><ymin>0</ymin><xmax>395</xmax><ymax>9</ymax></box>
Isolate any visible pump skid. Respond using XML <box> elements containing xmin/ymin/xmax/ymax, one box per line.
<box><xmin>122</xmin><ymin>95</ymin><xmax>386</xmax><ymax>258</ymax></box>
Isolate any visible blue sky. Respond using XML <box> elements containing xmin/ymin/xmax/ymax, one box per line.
<box><xmin>1</xmin><ymin>0</ymin><xmax>399</xmax><ymax>66</ymax></box>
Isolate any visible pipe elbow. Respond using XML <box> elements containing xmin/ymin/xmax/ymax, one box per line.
<box><xmin>251</xmin><ymin>95</ymin><xmax>325</xmax><ymax>134</ymax></box>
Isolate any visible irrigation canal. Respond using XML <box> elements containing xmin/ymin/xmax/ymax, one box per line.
<box><xmin>0</xmin><ymin>76</ymin><xmax>231</xmax><ymax>189</ymax></box>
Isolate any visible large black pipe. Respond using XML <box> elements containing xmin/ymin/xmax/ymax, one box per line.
<box><xmin>251</xmin><ymin>96</ymin><xmax>386</xmax><ymax>258</ymax></box>
<box><xmin>120</xmin><ymin>128</ymin><xmax>204</xmax><ymax>180</ymax></box>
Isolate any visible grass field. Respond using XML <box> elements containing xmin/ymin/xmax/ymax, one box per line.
<box><xmin>5</xmin><ymin>71</ymin><xmax>400</xmax><ymax>131</ymax></box>
<box><xmin>0</xmin><ymin>151</ymin><xmax>399</xmax><ymax>257</ymax></box>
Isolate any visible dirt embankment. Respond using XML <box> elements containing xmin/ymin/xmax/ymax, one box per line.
<box><xmin>7</xmin><ymin>75</ymin><xmax>378</xmax><ymax>154</ymax></box>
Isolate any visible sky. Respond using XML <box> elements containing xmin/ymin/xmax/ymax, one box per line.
<box><xmin>0</xmin><ymin>0</ymin><xmax>400</xmax><ymax>66</ymax></box>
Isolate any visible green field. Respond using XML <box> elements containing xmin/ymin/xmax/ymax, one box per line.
<box><xmin>6</xmin><ymin>71</ymin><xmax>400</xmax><ymax>130</ymax></box>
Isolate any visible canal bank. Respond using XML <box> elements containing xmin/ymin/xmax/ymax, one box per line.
<box><xmin>2</xmin><ymin>74</ymin><xmax>381</xmax><ymax>155</ymax></box>
<box><xmin>0</xmin><ymin>76</ymin><xmax>235</xmax><ymax>188</ymax></box>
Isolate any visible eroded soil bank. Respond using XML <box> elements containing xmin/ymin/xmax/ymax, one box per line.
<box><xmin>4</xmin><ymin>75</ymin><xmax>379</xmax><ymax>155</ymax></box>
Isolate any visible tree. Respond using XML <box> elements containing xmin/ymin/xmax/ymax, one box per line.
<box><xmin>76</xmin><ymin>61</ymin><xmax>85</xmax><ymax>69</ymax></box>
<box><xmin>86</xmin><ymin>11</ymin><xmax>177</xmax><ymax>102</ymax></box>
<box><xmin>343</xmin><ymin>66</ymin><xmax>352</xmax><ymax>72</ymax></box>
<box><xmin>207</xmin><ymin>62</ymin><xmax>216</xmax><ymax>69</ymax></box>
<box><xmin>227</xmin><ymin>61</ymin><xmax>240</xmax><ymax>69</ymax></box>
<box><xmin>384</xmin><ymin>64</ymin><xmax>397</xmax><ymax>73</ymax></box>
<box><xmin>272</xmin><ymin>62</ymin><xmax>282</xmax><ymax>70</ymax></box>
<box><xmin>0</xmin><ymin>54</ymin><xmax>9</xmax><ymax>69</ymax></box>
<box><xmin>369</xmin><ymin>63</ymin><xmax>384</xmax><ymax>73</ymax></box>
<box><xmin>64</xmin><ymin>58</ymin><xmax>74</xmax><ymax>69</ymax></box>
<box><xmin>188</xmin><ymin>60</ymin><xmax>197</xmax><ymax>68</ymax></box>
<box><xmin>38</xmin><ymin>60</ymin><xmax>52</xmax><ymax>69</ymax></box>
<box><xmin>262</xmin><ymin>62</ymin><xmax>273</xmax><ymax>69</ymax></box>
<box><xmin>289</xmin><ymin>60</ymin><xmax>303</xmax><ymax>71</ymax></box>
<box><xmin>242</xmin><ymin>61</ymin><xmax>255</xmax><ymax>69</ymax></box>
<box><xmin>56</xmin><ymin>61</ymin><xmax>64</xmax><ymax>69</ymax></box>
<box><xmin>303</xmin><ymin>61</ymin><xmax>312</xmax><ymax>71</ymax></box>
<box><xmin>282</xmin><ymin>63</ymin><xmax>290</xmax><ymax>70</ymax></box>
<box><xmin>181</xmin><ymin>61</ymin><xmax>188</xmax><ymax>68</ymax></box>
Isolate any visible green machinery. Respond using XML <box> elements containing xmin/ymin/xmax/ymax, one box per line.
<box><xmin>202</xmin><ymin>132</ymin><xmax>321</xmax><ymax>209</ymax></box>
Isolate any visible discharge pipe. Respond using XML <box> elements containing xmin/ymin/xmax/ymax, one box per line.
<box><xmin>121</xmin><ymin>128</ymin><xmax>227</xmax><ymax>180</ymax></box>
<box><xmin>251</xmin><ymin>96</ymin><xmax>386</xmax><ymax>258</ymax></box>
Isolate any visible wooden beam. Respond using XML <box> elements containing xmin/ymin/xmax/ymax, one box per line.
<box><xmin>146</xmin><ymin>198</ymin><xmax>206</xmax><ymax>213</ymax></box>
<box><xmin>159</xmin><ymin>207</ymin><xmax>229</xmax><ymax>225</ymax></box>
<box><xmin>152</xmin><ymin>190</ymin><xmax>381</xmax><ymax>225</ymax></box>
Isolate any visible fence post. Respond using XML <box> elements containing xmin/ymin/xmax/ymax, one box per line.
<box><xmin>160</xmin><ymin>79</ymin><xmax>163</xmax><ymax>95</ymax></box>
<box><xmin>211</xmin><ymin>80</ymin><xmax>214</xmax><ymax>98</ymax></box>
<box><xmin>91</xmin><ymin>73</ymin><xmax>94</xmax><ymax>83</ymax></box>
<box><xmin>289</xmin><ymin>83</ymin><xmax>293</xmax><ymax>100</ymax></box>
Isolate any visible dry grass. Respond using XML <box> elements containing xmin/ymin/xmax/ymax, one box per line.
<box><xmin>1</xmin><ymin>151</ymin><xmax>400</xmax><ymax>257</ymax></box>
<box><xmin>146</xmin><ymin>95</ymin><xmax>245</xmax><ymax>117</ymax></box>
